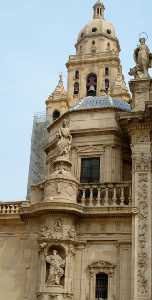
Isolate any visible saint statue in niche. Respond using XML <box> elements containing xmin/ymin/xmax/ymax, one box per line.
<box><xmin>46</xmin><ymin>250</ymin><xmax>65</xmax><ymax>286</ymax></box>
<box><xmin>56</xmin><ymin>119</ymin><xmax>72</xmax><ymax>158</ymax></box>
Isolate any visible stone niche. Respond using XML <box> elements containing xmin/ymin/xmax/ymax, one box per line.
<box><xmin>45</xmin><ymin>245</ymin><xmax>66</xmax><ymax>287</ymax></box>
<box><xmin>38</xmin><ymin>239</ymin><xmax>75</xmax><ymax>300</ymax></box>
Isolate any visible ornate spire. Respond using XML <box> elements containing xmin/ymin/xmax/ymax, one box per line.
<box><xmin>51</xmin><ymin>73</ymin><xmax>66</xmax><ymax>100</ymax></box>
<box><xmin>93</xmin><ymin>0</ymin><xmax>105</xmax><ymax>19</ymax></box>
<box><xmin>46</xmin><ymin>73</ymin><xmax>66</xmax><ymax>103</ymax></box>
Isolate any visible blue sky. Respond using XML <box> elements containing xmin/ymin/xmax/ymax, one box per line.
<box><xmin>0</xmin><ymin>0</ymin><xmax>152</xmax><ymax>201</ymax></box>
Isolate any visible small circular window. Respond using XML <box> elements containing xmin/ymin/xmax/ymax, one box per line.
<box><xmin>92</xmin><ymin>27</ymin><xmax>97</xmax><ymax>33</ymax></box>
<box><xmin>92</xmin><ymin>40</ymin><xmax>95</xmax><ymax>45</ymax></box>
<box><xmin>107</xmin><ymin>29</ymin><xmax>112</xmax><ymax>35</ymax></box>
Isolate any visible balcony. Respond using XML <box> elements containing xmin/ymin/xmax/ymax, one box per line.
<box><xmin>77</xmin><ymin>182</ymin><xmax>132</xmax><ymax>207</ymax></box>
<box><xmin>0</xmin><ymin>202</ymin><xmax>22</xmax><ymax>215</ymax></box>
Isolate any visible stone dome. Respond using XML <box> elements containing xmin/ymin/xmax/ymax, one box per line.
<box><xmin>76</xmin><ymin>1</ymin><xmax>119</xmax><ymax>54</ymax></box>
<box><xmin>77</xmin><ymin>18</ymin><xmax>116</xmax><ymax>43</ymax></box>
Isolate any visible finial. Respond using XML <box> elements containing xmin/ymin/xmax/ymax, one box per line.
<box><xmin>59</xmin><ymin>72</ymin><xmax>63</xmax><ymax>85</ymax></box>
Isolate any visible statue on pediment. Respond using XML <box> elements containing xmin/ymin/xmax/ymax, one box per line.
<box><xmin>129</xmin><ymin>36</ymin><xmax>152</xmax><ymax>79</ymax></box>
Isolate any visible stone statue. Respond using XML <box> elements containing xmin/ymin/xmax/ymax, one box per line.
<box><xmin>46</xmin><ymin>250</ymin><xmax>65</xmax><ymax>286</ymax></box>
<box><xmin>129</xmin><ymin>37</ymin><xmax>152</xmax><ymax>79</ymax></box>
<box><xmin>56</xmin><ymin>120</ymin><xmax>72</xmax><ymax>158</ymax></box>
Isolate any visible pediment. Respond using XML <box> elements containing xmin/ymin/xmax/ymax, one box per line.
<box><xmin>88</xmin><ymin>260</ymin><xmax>115</xmax><ymax>270</ymax></box>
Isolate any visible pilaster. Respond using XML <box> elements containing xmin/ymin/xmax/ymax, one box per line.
<box><xmin>129</xmin><ymin>79</ymin><xmax>152</xmax><ymax>111</ymax></box>
<box><xmin>130</xmin><ymin>124</ymin><xmax>152</xmax><ymax>300</ymax></box>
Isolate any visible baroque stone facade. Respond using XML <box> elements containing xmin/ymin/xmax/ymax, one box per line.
<box><xmin>0</xmin><ymin>2</ymin><xmax>152</xmax><ymax>300</ymax></box>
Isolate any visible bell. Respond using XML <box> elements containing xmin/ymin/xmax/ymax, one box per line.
<box><xmin>88</xmin><ymin>84</ymin><xmax>95</xmax><ymax>92</ymax></box>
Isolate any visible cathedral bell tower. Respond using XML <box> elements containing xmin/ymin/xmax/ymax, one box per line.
<box><xmin>66</xmin><ymin>1</ymin><xmax>130</xmax><ymax>106</ymax></box>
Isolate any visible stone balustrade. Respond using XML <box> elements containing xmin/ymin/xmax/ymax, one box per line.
<box><xmin>0</xmin><ymin>202</ymin><xmax>22</xmax><ymax>214</ymax></box>
<box><xmin>77</xmin><ymin>182</ymin><xmax>132</xmax><ymax>207</ymax></box>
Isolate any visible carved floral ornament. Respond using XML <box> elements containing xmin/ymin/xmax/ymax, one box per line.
<box><xmin>88</xmin><ymin>260</ymin><xmax>115</xmax><ymax>277</ymax></box>
<box><xmin>132</xmin><ymin>152</ymin><xmax>151</xmax><ymax>172</ymax></box>
<box><xmin>39</xmin><ymin>219</ymin><xmax>77</xmax><ymax>242</ymax></box>
<box><xmin>137</xmin><ymin>173</ymin><xmax>149</xmax><ymax>296</ymax></box>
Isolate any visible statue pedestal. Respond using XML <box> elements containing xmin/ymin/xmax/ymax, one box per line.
<box><xmin>44</xmin><ymin>156</ymin><xmax>78</xmax><ymax>203</ymax></box>
<box><xmin>129</xmin><ymin>78</ymin><xmax>152</xmax><ymax>111</ymax></box>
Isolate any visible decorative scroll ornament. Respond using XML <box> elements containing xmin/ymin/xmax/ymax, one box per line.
<box><xmin>39</xmin><ymin>219</ymin><xmax>77</xmax><ymax>241</ymax></box>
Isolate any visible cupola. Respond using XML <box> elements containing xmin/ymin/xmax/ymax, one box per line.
<box><xmin>93</xmin><ymin>0</ymin><xmax>105</xmax><ymax>19</ymax></box>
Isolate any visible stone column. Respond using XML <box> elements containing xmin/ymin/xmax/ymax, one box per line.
<box><xmin>130</xmin><ymin>125</ymin><xmax>152</xmax><ymax>300</ymax></box>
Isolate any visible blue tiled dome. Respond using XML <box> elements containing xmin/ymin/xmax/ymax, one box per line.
<box><xmin>70</xmin><ymin>96</ymin><xmax>131</xmax><ymax>112</ymax></box>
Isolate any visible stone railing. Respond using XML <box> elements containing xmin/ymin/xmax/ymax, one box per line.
<box><xmin>0</xmin><ymin>202</ymin><xmax>22</xmax><ymax>215</ymax></box>
<box><xmin>77</xmin><ymin>182</ymin><xmax>132</xmax><ymax>207</ymax></box>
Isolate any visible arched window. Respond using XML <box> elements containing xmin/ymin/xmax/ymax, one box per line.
<box><xmin>105</xmin><ymin>67</ymin><xmax>109</xmax><ymax>76</ymax></box>
<box><xmin>96</xmin><ymin>273</ymin><xmax>108</xmax><ymax>300</ymax></box>
<box><xmin>74</xmin><ymin>82</ymin><xmax>79</xmax><ymax>95</ymax></box>
<box><xmin>105</xmin><ymin>79</ymin><xmax>110</xmax><ymax>92</ymax></box>
<box><xmin>86</xmin><ymin>73</ymin><xmax>97</xmax><ymax>97</ymax></box>
<box><xmin>75</xmin><ymin>70</ymin><xmax>79</xmax><ymax>79</ymax></box>
<box><xmin>53</xmin><ymin>110</ymin><xmax>60</xmax><ymax>121</ymax></box>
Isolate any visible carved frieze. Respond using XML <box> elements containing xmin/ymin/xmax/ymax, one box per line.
<box><xmin>136</xmin><ymin>173</ymin><xmax>149</xmax><ymax>297</ymax></box>
<box><xmin>39</xmin><ymin>219</ymin><xmax>77</xmax><ymax>241</ymax></box>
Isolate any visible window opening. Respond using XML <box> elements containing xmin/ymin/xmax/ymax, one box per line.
<box><xmin>74</xmin><ymin>82</ymin><xmax>79</xmax><ymax>95</ymax></box>
<box><xmin>53</xmin><ymin>110</ymin><xmax>60</xmax><ymax>121</ymax></box>
<box><xmin>107</xmin><ymin>42</ymin><xmax>111</xmax><ymax>50</ymax></box>
<box><xmin>96</xmin><ymin>273</ymin><xmax>108</xmax><ymax>300</ymax></box>
<box><xmin>105</xmin><ymin>67</ymin><xmax>109</xmax><ymax>76</ymax></box>
<box><xmin>75</xmin><ymin>70</ymin><xmax>79</xmax><ymax>79</ymax></box>
<box><xmin>92</xmin><ymin>27</ymin><xmax>97</xmax><ymax>33</ymax></box>
<box><xmin>107</xmin><ymin>29</ymin><xmax>111</xmax><ymax>35</ymax></box>
<box><xmin>92</xmin><ymin>40</ymin><xmax>96</xmax><ymax>45</ymax></box>
<box><xmin>86</xmin><ymin>73</ymin><xmax>97</xmax><ymax>96</ymax></box>
<box><xmin>105</xmin><ymin>79</ymin><xmax>110</xmax><ymax>92</ymax></box>
<box><xmin>80</xmin><ymin>157</ymin><xmax>100</xmax><ymax>183</ymax></box>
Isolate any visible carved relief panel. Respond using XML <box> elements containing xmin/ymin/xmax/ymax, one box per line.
<box><xmin>130</xmin><ymin>126</ymin><xmax>152</xmax><ymax>300</ymax></box>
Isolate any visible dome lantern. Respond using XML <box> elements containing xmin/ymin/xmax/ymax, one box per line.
<box><xmin>93</xmin><ymin>0</ymin><xmax>105</xmax><ymax>19</ymax></box>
